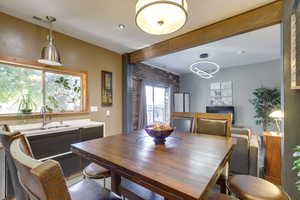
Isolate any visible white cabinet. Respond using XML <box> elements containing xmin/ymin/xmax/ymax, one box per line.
<box><xmin>174</xmin><ymin>93</ymin><xmax>190</xmax><ymax>112</ymax></box>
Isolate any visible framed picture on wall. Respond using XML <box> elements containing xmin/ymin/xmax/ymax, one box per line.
<box><xmin>101</xmin><ymin>71</ymin><xmax>113</xmax><ymax>106</ymax></box>
<box><xmin>210</xmin><ymin>81</ymin><xmax>233</xmax><ymax>105</ymax></box>
<box><xmin>291</xmin><ymin>0</ymin><xmax>300</xmax><ymax>89</ymax></box>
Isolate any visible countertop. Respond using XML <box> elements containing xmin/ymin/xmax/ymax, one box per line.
<box><xmin>9</xmin><ymin>119</ymin><xmax>105</xmax><ymax>137</ymax></box>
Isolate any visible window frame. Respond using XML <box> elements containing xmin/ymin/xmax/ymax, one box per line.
<box><xmin>0</xmin><ymin>56</ymin><xmax>89</xmax><ymax>118</ymax></box>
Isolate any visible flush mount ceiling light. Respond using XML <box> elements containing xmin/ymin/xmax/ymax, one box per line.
<box><xmin>190</xmin><ymin>61</ymin><xmax>220</xmax><ymax>79</ymax></box>
<box><xmin>118</xmin><ymin>24</ymin><xmax>126</xmax><ymax>30</ymax></box>
<box><xmin>135</xmin><ymin>0</ymin><xmax>188</xmax><ymax>35</ymax></box>
<box><xmin>36</xmin><ymin>16</ymin><xmax>62</xmax><ymax>66</ymax></box>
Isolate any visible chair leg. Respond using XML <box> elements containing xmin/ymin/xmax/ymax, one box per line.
<box><xmin>103</xmin><ymin>177</ymin><xmax>106</xmax><ymax>188</ymax></box>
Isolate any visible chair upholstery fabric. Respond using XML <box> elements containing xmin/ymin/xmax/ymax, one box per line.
<box><xmin>229</xmin><ymin>175</ymin><xmax>290</xmax><ymax>200</ymax></box>
<box><xmin>173</xmin><ymin>118</ymin><xmax>193</xmax><ymax>132</ymax></box>
<box><xmin>83</xmin><ymin>163</ymin><xmax>110</xmax><ymax>179</ymax></box>
<box><xmin>197</xmin><ymin>118</ymin><xmax>228</xmax><ymax>136</ymax></box>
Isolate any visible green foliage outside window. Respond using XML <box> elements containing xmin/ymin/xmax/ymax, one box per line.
<box><xmin>46</xmin><ymin>73</ymin><xmax>81</xmax><ymax>112</ymax></box>
<box><xmin>293</xmin><ymin>146</ymin><xmax>300</xmax><ymax>191</ymax></box>
<box><xmin>0</xmin><ymin>63</ymin><xmax>82</xmax><ymax>114</ymax></box>
<box><xmin>0</xmin><ymin>63</ymin><xmax>42</xmax><ymax>113</ymax></box>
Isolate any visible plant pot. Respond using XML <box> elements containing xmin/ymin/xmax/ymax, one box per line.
<box><xmin>21</xmin><ymin>109</ymin><xmax>32</xmax><ymax>114</ymax></box>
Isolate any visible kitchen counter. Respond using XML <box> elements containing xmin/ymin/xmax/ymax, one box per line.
<box><xmin>10</xmin><ymin>119</ymin><xmax>105</xmax><ymax>137</ymax></box>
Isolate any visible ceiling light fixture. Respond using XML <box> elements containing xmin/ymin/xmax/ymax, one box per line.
<box><xmin>190</xmin><ymin>61</ymin><xmax>220</xmax><ymax>79</ymax></box>
<box><xmin>199</xmin><ymin>53</ymin><xmax>210</xmax><ymax>59</ymax></box>
<box><xmin>37</xmin><ymin>16</ymin><xmax>62</xmax><ymax>66</ymax></box>
<box><xmin>135</xmin><ymin>0</ymin><xmax>188</xmax><ymax>35</ymax></box>
<box><xmin>118</xmin><ymin>24</ymin><xmax>125</xmax><ymax>30</ymax></box>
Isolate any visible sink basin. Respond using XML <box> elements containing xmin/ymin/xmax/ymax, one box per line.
<box><xmin>24</xmin><ymin>124</ymin><xmax>71</xmax><ymax>132</ymax></box>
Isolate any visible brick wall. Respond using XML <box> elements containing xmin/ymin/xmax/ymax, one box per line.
<box><xmin>132</xmin><ymin>63</ymin><xmax>180</xmax><ymax>130</ymax></box>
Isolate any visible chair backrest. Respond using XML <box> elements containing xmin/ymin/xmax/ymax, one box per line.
<box><xmin>171</xmin><ymin>112</ymin><xmax>195</xmax><ymax>133</ymax></box>
<box><xmin>9</xmin><ymin>133</ymin><xmax>71</xmax><ymax>200</ymax></box>
<box><xmin>0</xmin><ymin>129</ymin><xmax>32</xmax><ymax>200</ymax></box>
<box><xmin>195</xmin><ymin>113</ymin><xmax>232</xmax><ymax>137</ymax></box>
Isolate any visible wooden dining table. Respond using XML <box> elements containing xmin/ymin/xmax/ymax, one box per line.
<box><xmin>71</xmin><ymin>130</ymin><xmax>233</xmax><ymax>200</ymax></box>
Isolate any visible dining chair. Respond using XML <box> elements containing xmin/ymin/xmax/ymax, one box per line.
<box><xmin>6</xmin><ymin>131</ymin><xmax>121</xmax><ymax>200</ymax></box>
<box><xmin>82</xmin><ymin>163</ymin><xmax>110</xmax><ymax>188</ymax></box>
<box><xmin>195</xmin><ymin>112</ymin><xmax>232</xmax><ymax>137</ymax></box>
<box><xmin>228</xmin><ymin>175</ymin><xmax>290</xmax><ymax>200</ymax></box>
<box><xmin>171</xmin><ymin>112</ymin><xmax>196</xmax><ymax>132</ymax></box>
<box><xmin>0</xmin><ymin>126</ymin><xmax>30</xmax><ymax>200</ymax></box>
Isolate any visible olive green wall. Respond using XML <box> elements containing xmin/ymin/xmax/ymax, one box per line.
<box><xmin>0</xmin><ymin>12</ymin><xmax>123</xmax><ymax>136</ymax></box>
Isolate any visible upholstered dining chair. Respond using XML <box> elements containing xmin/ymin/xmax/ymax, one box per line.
<box><xmin>82</xmin><ymin>163</ymin><xmax>110</xmax><ymax>188</ymax></box>
<box><xmin>228</xmin><ymin>175</ymin><xmax>290</xmax><ymax>200</ymax></box>
<box><xmin>0</xmin><ymin>125</ymin><xmax>30</xmax><ymax>200</ymax></box>
<box><xmin>171</xmin><ymin>112</ymin><xmax>196</xmax><ymax>132</ymax></box>
<box><xmin>195</xmin><ymin>112</ymin><xmax>232</xmax><ymax>137</ymax></box>
<box><xmin>6</xmin><ymin>131</ymin><xmax>120</xmax><ymax>200</ymax></box>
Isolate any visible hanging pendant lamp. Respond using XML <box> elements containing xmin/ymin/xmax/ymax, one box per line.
<box><xmin>135</xmin><ymin>0</ymin><xmax>188</xmax><ymax>35</ymax></box>
<box><xmin>38</xmin><ymin>16</ymin><xmax>62</xmax><ymax>66</ymax></box>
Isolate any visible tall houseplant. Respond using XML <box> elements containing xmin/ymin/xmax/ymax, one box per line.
<box><xmin>249</xmin><ymin>87</ymin><xmax>281</xmax><ymax>131</ymax></box>
<box><xmin>293</xmin><ymin>145</ymin><xmax>300</xmax><ymax>191</ymax></box>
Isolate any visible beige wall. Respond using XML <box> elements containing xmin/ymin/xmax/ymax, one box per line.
<box><xmin>0</xmin><ymin>12</ymin><xmax>123</xmax><ymax>136</ymax></box>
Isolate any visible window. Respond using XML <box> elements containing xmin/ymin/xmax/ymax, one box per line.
<box><xmin>0</xmin><ymin>59</ymin><xmax>88</xmax><ymax>115</ymax></box>
<box><xmin>0</xmin><ymin>63</ymin><xmax>43</xmax><ymax>114</ymax></box>
<box><xmin>145</xmin><ymin>85</ymin><xmax>170</xmax><ymax>125</ymax></box>
<box><xmin>46</xmin><ymin>72</ymin><xmax>82</xmax><ymax>112</ymax></box>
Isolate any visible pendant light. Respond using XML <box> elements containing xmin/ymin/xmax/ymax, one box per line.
<box><xmin>135</xmin><ymin>0</ymin><xmax>188</xmax><ymax>35</ymax></box>
<box><xmin>190</xmin><ymin>61</ymin><xmax>220</xmax><ymax>79</ymax></box>
<box><xmin>38</xmin><ymin>16</ymin><xmax>62</xmax><ymax>66</ymax></box>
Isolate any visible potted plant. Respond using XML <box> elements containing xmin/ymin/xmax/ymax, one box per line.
<box><xmin>249</xmin><ymin>87</ymin><xmax>281</xmax><ymax>131</ymax></box>
<box><xmin>293</xmin><ymin>146</ymin><xmax>300</xmax><ymax>191</ymax></box>
<box><xmin>17</xmin><ymin>94</ymin><xmax>36</xmax><ymax>114</ymax></box>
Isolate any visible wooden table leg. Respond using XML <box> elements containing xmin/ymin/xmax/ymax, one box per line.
<box><xmin>219</xmin><ymin>162</ymin><xmax>229</xmax><ymax>194</ymax></box>
<box><xmin>111</xmin><ymin>170</ymin><xmax>121</xmax><ymax>196</ymax></box>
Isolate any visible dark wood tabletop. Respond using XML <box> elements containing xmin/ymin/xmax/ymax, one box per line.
<box><xmin>71</xmin><ymin>130</ymin><xmax>233</xmax><ymax>200</ymax></box>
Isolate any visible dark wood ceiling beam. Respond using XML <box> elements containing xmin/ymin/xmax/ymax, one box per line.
<box><xmin>129</xmin><ymin>0</ymin><xmax>283</xmax><ymax>64</ymax></box>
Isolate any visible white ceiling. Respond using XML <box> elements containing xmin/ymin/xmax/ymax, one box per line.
<box><xmin>0</xmin><ymin>0</ymin><xmax>276</xmax><ymax>54</ymax></box>
<box><xmin>143</xmin><ymin>24</ymin><xmax>281</xmax><ymax>74</ymax></box>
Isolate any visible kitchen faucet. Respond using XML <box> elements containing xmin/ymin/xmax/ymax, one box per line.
<box><xmin>40</xmin><ymin>105</ymin><xmax>51</xmax><ymax>129</ymax></box>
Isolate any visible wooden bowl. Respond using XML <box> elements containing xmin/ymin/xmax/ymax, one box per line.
<box><xmin>144</xmin><ymin>126</ymin><xmax>174</xmax><ymax>144</ymax></box>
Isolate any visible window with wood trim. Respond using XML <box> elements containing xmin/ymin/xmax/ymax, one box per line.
<box><xmin>0</xmin><ymin>58</ymin><xmax>88</xmax><ymax>115</ymax></box>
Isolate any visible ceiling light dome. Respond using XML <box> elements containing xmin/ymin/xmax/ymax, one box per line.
<box><xmin>135</xmin><ymin>0</ymin><xmax>188</xmax><ymax>35</ymax></box>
